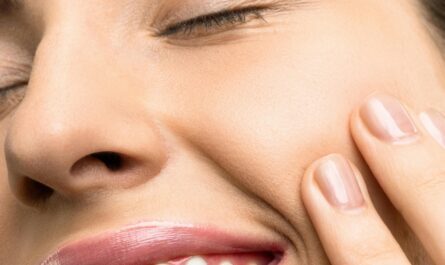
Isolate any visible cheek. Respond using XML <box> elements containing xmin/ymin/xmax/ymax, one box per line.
<box><xmin>134</xmin><ymin>0</ymin><xmax>444</xmax><ymax>253</ymax></box>
<box><xmin>152</xmin><ymin>51</ymin><xmax>364</xmax><ymax>226</ymax></box>
<box><xmin>151</xmin><ymin>13</ymin><xmax>388</xmax><ymax>212</ymax></box>
<box><xmin>146</xmin><ymin>3</ymin><xmax>440</xmax><ymax>234</ymax></box>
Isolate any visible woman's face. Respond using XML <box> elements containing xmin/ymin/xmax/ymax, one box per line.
<box><xmin>1</xmin><ymin>0</ymin><xmax>444</xmax><ymax>264</ymax></box>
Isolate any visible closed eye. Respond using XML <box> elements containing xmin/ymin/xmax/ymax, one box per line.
<box><xmin>157</xmin><ymin>6</ymin><xmax>269</xmax><ymax>38</ymax></box>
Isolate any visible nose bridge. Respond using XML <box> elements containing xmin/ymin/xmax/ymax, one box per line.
<box><xmin>5</xmin><ymin>25</ymin><xmax>168</xmax><ymax>205</ymax></box>
<box><xmin>32</xmin><ymin>23</ymin><xmax>119</xmax><ymax>99</ymax></box>
<box><xmin>19</xmin><ymin>27</ymin><xmax>128</xmax><ymax>158</ymax></box>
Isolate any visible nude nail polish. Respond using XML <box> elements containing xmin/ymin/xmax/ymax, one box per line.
<box><xmin>420</xmin><ymin>109</ymin><xmax>445</xmax><ymax>148</ymax></box>
<box><xmin>314</xmin><ymin>155</ymin><xmax>365</xmax><ymax>210</ymax></box>
<box><xmin>360</xmin><ymin>94</ymin><xmax>418</xmax><ymax>143</ymax></box>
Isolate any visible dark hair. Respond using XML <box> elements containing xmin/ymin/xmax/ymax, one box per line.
<box><xmin>0</xmin><ymin>0</ymin><xmax>19</xmax><ymax>12</ymax></box>
<box><xmin>422</xmin><ymin>0</ymin><xmax>445</xmax><ymax>42</ymax></box>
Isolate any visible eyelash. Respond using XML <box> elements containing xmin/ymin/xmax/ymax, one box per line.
<box><xmin>0</xmin><ymin>82</ymin><xmax>27</xmax><ymax>118</ymax></box>
<box><xmin>158</xmin><ymin>6</ymin><xmax>268</xmax><ymax>37</ymax></box>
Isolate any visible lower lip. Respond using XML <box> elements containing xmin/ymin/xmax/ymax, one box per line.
<box><xmin>40</xmin><ymin>222</ymin><xmax>285</xmax><ymax>265</ymax></box>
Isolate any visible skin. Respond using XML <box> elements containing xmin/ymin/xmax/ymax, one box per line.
<box><xmin>0</xmin><ymin>0</ymin><xmax>444</xmax><ymax>264</ymax></box>
<box><xmin>302</xmin><ymin>95</ymin><xmax>445</xmax><ymax>264</ymax></box>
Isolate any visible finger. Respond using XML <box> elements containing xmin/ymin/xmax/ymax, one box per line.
<box><xmin>350</xmin><ymin>93</ymin><xmax>445</xmax><ymax>264</ymax></box>
<box><xmin>301</xmin><ymin>154</ymin><xmax>411</xmax><ymax>265</ymax></box>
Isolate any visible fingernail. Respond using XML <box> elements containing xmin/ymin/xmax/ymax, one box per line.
<box><xmin>314</xmin><ymin>155</ymin><xmax>365</xmax><ymax>210</ymax></box>
<box><xmin>420</xmin><ymin>109</ymin><xmax>445</xmax><ymax>148</ymax></box>
<box><xmin>360</xmin><ymin>94</ymin><xmax>418</xmax><ymax>144</ymax></box>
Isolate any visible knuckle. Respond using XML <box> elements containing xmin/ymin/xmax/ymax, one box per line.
<box><xmin>412</xmin><ymin>166</ymin><xmax>445</xmax><ymax>194</ymax></box>
<box><xmin>349</xmin><ymin>235</ymin><xmax>402</xmax><ymax>264</ymax></box>
<box><xmin>390</xmin><ymin>155</ymin><xmax>445</xmax><ymax>195</ymax></box>
<box><xmin>353</xmin><ymin>247</ymin><xmax>401</xmax><ymax>264</ymax></box>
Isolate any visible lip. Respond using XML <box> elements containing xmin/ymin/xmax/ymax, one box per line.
<box><xmin>40</xmin><ymin>221</ymin><xmax>285</xmax><ymax>265</ymax></box>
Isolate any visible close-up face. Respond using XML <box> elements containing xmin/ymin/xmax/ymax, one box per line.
<box><xmin>1</xmin><ymin>0</ymin><xmax>444</xmax><ymax>264</ymax></box>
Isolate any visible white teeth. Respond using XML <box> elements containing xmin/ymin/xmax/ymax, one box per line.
<box><xmin>155</xmin><ymin>263</ymin><xmax>169</xmax><ymax>265</ymax></box>
<box><xmin>186</xmin><ymin>256</ymin><xmax>208</xmax><ymax>265</ymax></box>
<box><xmin>220</xmin><ymin>261</ymin><xmax>233</xmax><ymax>265</ymax></box>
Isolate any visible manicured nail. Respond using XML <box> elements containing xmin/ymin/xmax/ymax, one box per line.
<box><xmin>360</xmin><ymin>94</ymin><xmax>418</xmax><ymax>144</ymax></box>
<box><xmin>420</xmin><ymin>109</ymin><xmax>445</xmax><ymax>148</ymax></box>
<box><xmin>314</xmin><ymin>155</ymin><xmax>365</xmax><ymax>210</ymax></box>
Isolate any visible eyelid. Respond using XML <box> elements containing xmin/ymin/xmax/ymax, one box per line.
<box><xmin>156</xmin><ymin>5</ymin><xmax>268</xmax><ymax>37</ymax></box>
<box><xmin>0</xmin><ymin>80</ymin><xmax>27</xmax><ymax>91</ymax></box>
<box><xmin>0</xmin><ymin>63</ymin><xmax>30</xmax><ymax>85</ymax></box>
<box><xmin>150</xmin><ymin>0</ymin><xmax>300</xmax><ymax>39</ymax></box>
<box><xmin>0</xmin><ymin>70</ymin><xmax>29</xmax><ymax>89</ymax></box>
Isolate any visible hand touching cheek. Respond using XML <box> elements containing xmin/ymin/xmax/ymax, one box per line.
<box><xmin>301</xmin><ymin>93</ymin><xmax>445</xmax><ymax>264</ymax></box>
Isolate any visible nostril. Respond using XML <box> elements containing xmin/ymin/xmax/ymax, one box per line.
<box><xmin>90</xmin><ymin>152</ymin><xmax>123</xmax><ymax>171</ymax></box>
<box><xmin>21</xmin><ymin>177</ymin><xmax>54</xmax><ymax>205</ymax></box>
<box><xmin>70</xmin><ymin>151</ymin><xmax>126</xmax><ymax>177</ymax></box>
<box><xmin>16</xmin><ymin>152</ymin><xmax>124</xmax><ymax>206</ymax></box>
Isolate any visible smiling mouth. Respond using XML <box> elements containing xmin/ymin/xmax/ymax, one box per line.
<box><xmin>39</xmin><ymin>221</ymin><xmax>285</xmax><ymax>265</ymax></box>
<box><xmin>147</xmin><ymin>252</ymin><xmax>276</xmax><ymax>265</ymax></box>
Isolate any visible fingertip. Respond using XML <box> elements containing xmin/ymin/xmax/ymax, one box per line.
<box><xmin>302</xmin><ymin>154</ymin><xmax>369</xmax><ymax>214</ymax></box>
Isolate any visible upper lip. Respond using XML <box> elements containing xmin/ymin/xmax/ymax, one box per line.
<box><xmin>39</xmin><ymin>221</ymin><xmax>285</xmax><ymax>265</ymax></box>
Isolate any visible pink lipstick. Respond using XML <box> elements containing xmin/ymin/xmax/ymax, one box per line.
<box><xmin>40</xmin><ymin>222</ymin><xmax>284</xmax><ymax>265</ymax></box>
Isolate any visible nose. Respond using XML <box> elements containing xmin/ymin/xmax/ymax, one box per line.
<box><xmin>5</xmin><ymin>31</ymin><xmax>168</xmax><ymax>208</ymax></box>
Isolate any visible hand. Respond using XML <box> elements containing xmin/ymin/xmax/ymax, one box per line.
<box><xmin>301</xmin><ymin>93</ymin><xmax>445</xmax><ymax>264</ymax></box>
